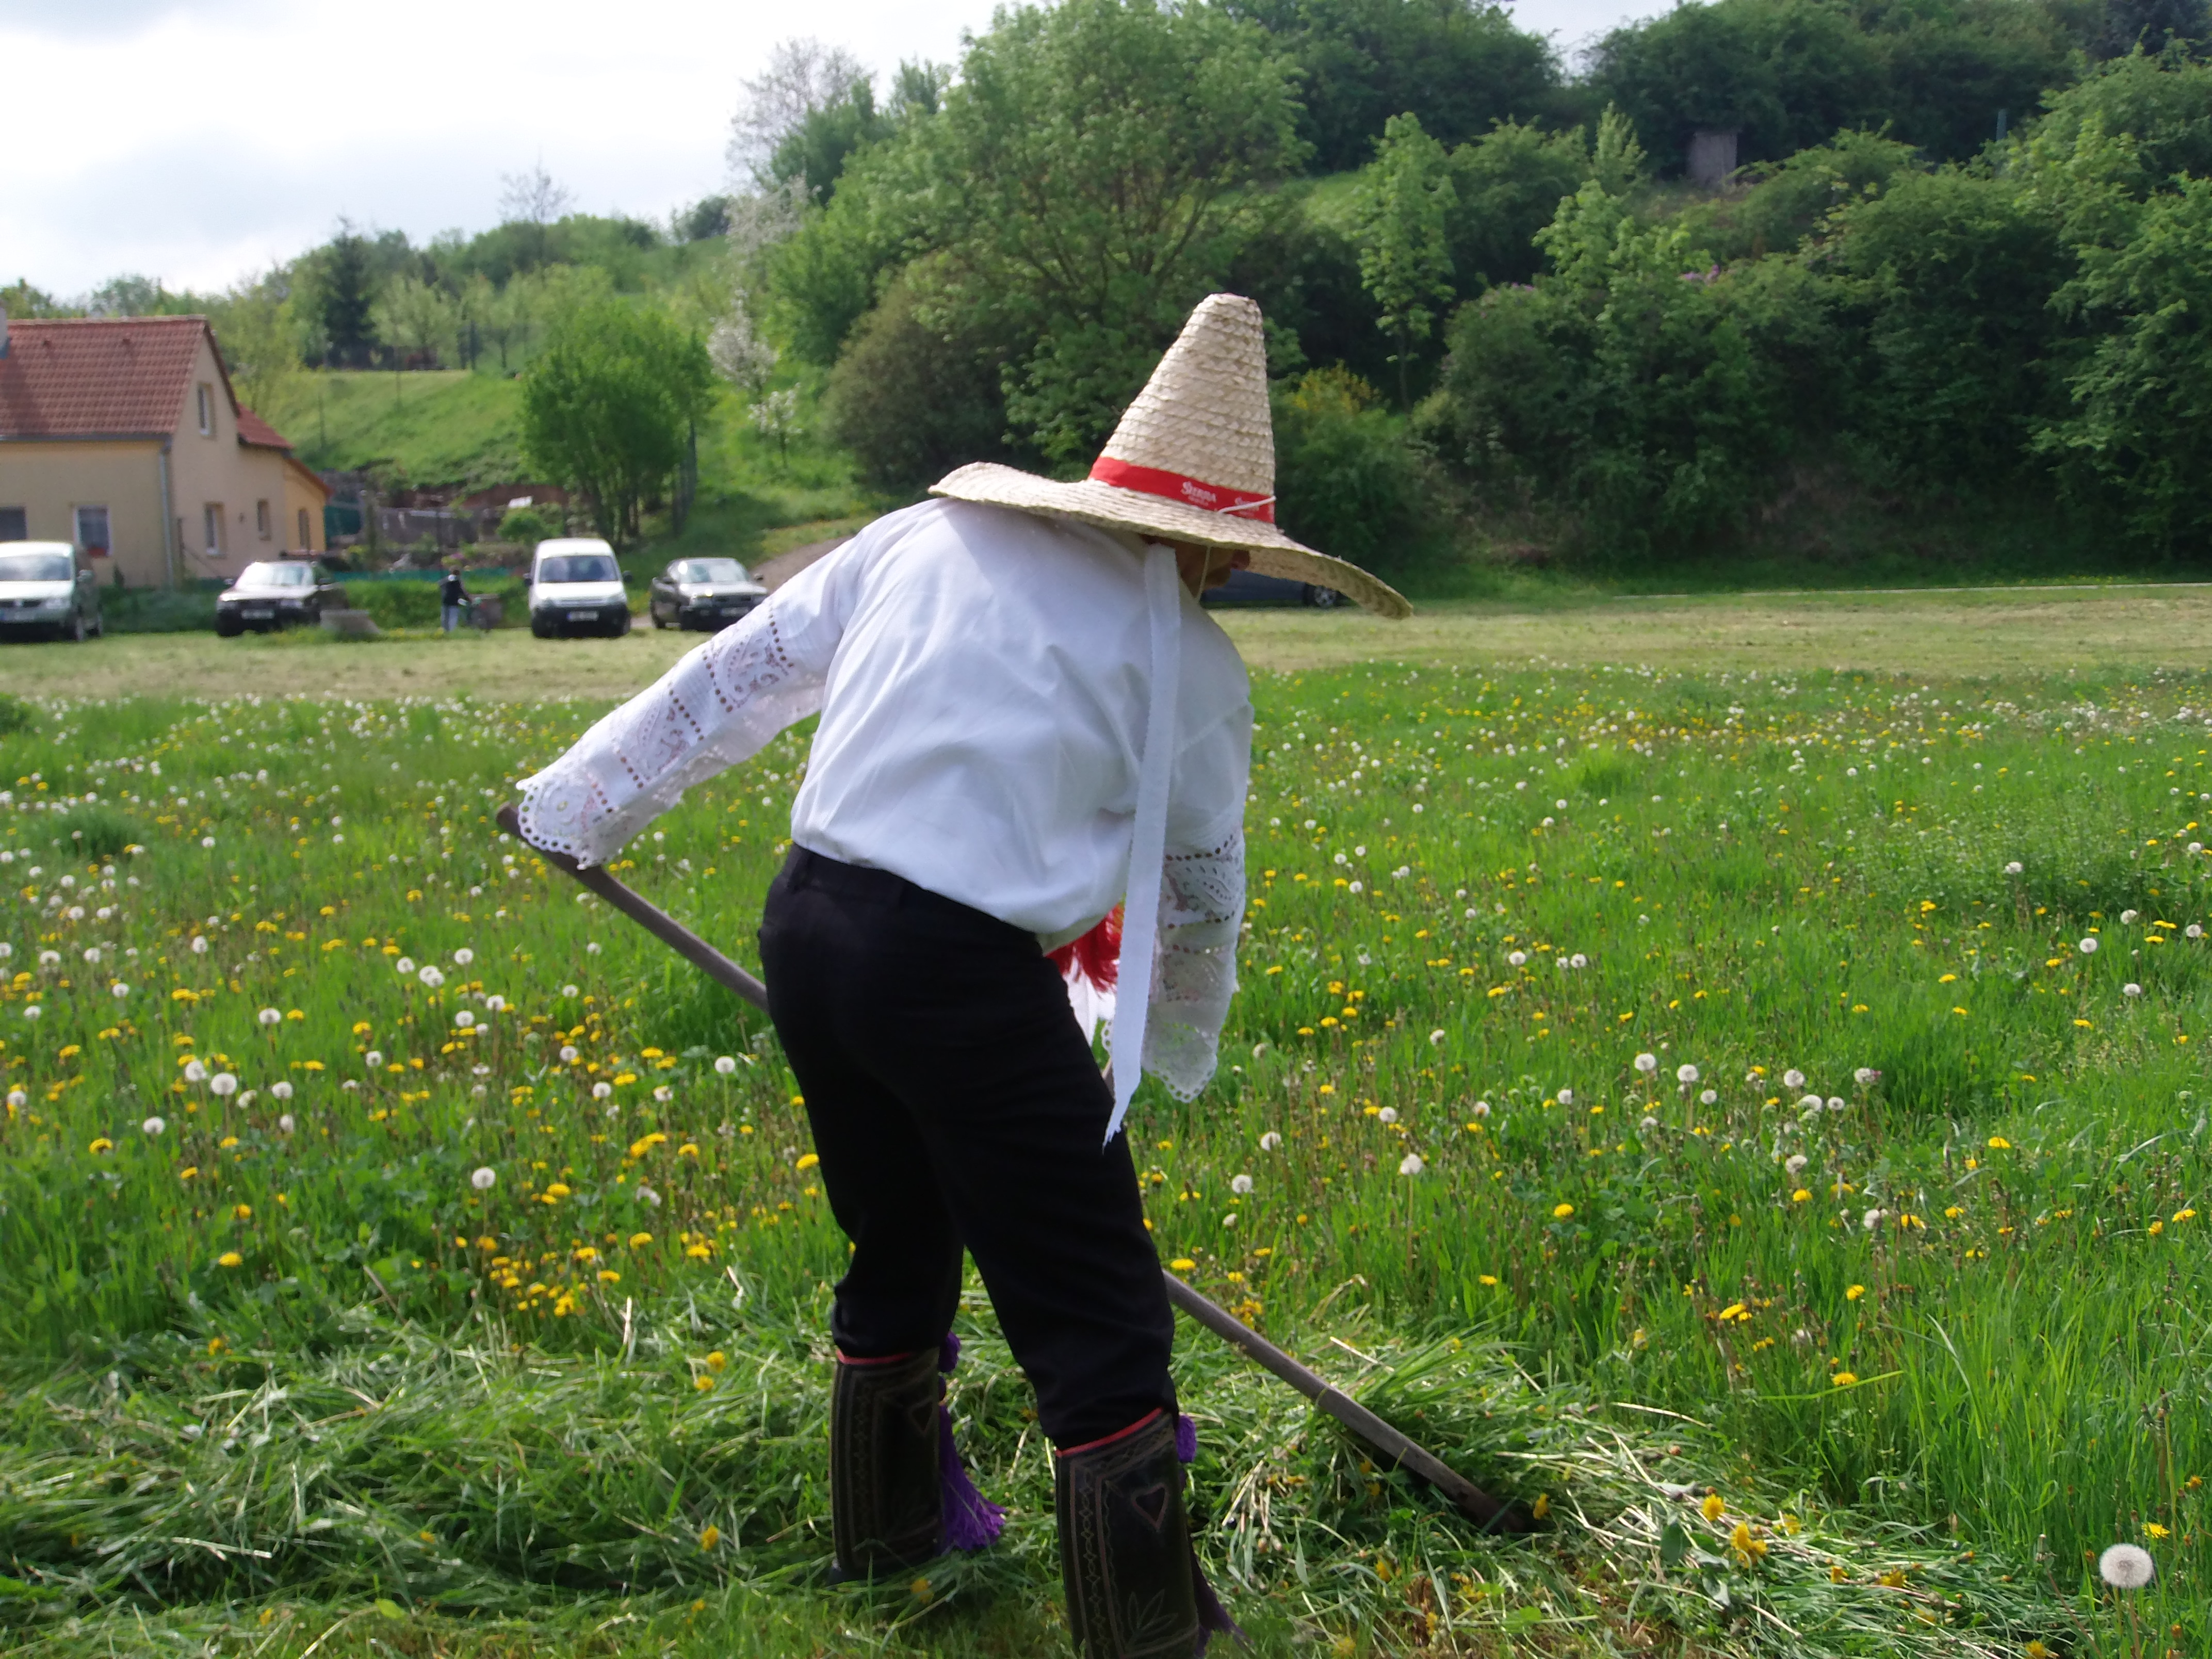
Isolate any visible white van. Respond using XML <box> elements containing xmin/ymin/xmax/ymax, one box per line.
<box><xmin>528</xmin><ymin>539</ymin><xmax>630</xmax><ymax>639</ymax></box>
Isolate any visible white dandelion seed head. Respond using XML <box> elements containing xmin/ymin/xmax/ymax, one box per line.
<box><xmin>395</xmin><ymin>957</ymin><xmax>416</xmax><ymax>975</ymax></box>
<box><xmin>653</xmin><ymin>1085</ymin><xmax>672</xmax><ymax>1103</ymax></box>
<box><xmin>6</xmin><ymin>1088</ymin><xmax>24</xmax><ymax>1108</ymax></box>
<box><xmin>592</xmin><ymin>1081</ymin><xmax>613</xmax><ymax>1100</ymax></box>
<box><xmin>1220</xmin><ymin>1211</ymin><xmax>1239</xmax><ymax>1227</ymax></box>
<box><xmin>1700</xmin><ymin>1089</ymin><xmax>1718</xmax><ymax>1105</ymax></box>
<box><xmin>271</xmin><ymin>1081</ymin><xmax>292</xmax><ymax>1100</ymax></box>
<box><xmin>2099</xmin><ymin>1543</ymin><xmax>2155</xmax><ymax>1589</ymax></box>
<box><xmin>2124</xmin><ymin>982</ymin><xmax>2143</xmax><ymax>997</ymax></box>
<box><xmin>485</xmin><ymin>995</ymin><xmax>506</xmax><ymax>1013</ymax></box>
<box><xmin>365</xmin><ymin>1050</ymin><xmax>383</xmax><ymax>1068</ymax></box>
<box><xmin>470</xmin><ymin>1167</ymin><xmax>497</xmax><ymax>1191</ymax></box>
<box><xmin>1260</xmin><ymin>1130</ymin><xmax>1284</xmax><ymax>1149</ymax></box>
<box><xmin>1347</xmin><ymin>881</ymin><xmax>1362</xmax><ymax>893</ymax></box>
<box><xmin>2079</xmin><ymin>937</ymin><xmax>2099</xmax><ymax>954</ymax></box>
<box><xmin>36</xmin><ymin>950</ymin><xmax>58</xmax><ymax>968</ymax></box>
<box><xmin>1825</xmin><ymin>1097</ymin><xmax>1845</xmax><ymax>1113</ymax></box>
<box><xmin>1783</xmin><ymin>1068</ymin><xmax>1807</xmax><ymax>1089</ymax></box>
<box><xmin>2191</xmin><ymin>925</ymin><xmax>2206</xmax><ymax>940</ymax></box>
<box><xmin>562</xmin><ymin>983</ymin><xmax>580</xmax><ymax>998</ymax></box>
<box><xmin>1640</xmin><ymin>1115</ymin><xmax>1660</xmax><ymax>1131</ymax></box>
<box><xmin>472</xmin><ymin>1083</ymin><xmax>487</xmax><ymax>1097</ymax></box>
<box><xmin>473</xmin><ymin>1065</ymin><xmax>491</xmax><ymax>1077</ymax></box>
<box><xmin>638</xmin><ymin>1185</ymin><xmax>661</xmax><ymax>1208</ymax></box>
<box><xmin>278</xmin><ymin>1113</ymin><xmax>296</xmax><ymax>1134</ymax></box>
<box><xmin>1377</xmin><ymin>1106</ymin><xmax>1400</xmax><ymax>1124</ymax></box>
<box><xmin>418</xmin><ymin>966</ymin><xmax>446</xmax><ymax>988</ymax></box>
<box><xmin>209</xmin><ymin>1072</ymin><xmax>238</xmax><ymax>1097</ymax></box>
<box><xmin>714</xmin><ymin>1055</ymin><xmax>738</xmax><ymax>1076</ymax></box>
<box><xmin>559</xmin><ymin>1045</ymin><xmax>580</xmax><ymax>1064</ymax></box>
<box><xmin>1230</xmin><ymin>1173</ymin><xmax>1254</xmax><ymax>1195</ymax></box>
<box><xmin>1557</xmin><ymin>1087</ymin><xmax>1575</xmax><ymax>1106</ymax></box>
<box><xmin>454</xmin><ymin>1010</ymin><xmax>475</xmax><ymax>1029</ymax></box>
<box><xmin>141</xmin><ymin>1116</ymin><xmax>166</xmax><ymax>1136</ymax></box>
<box><xmin>453</xmin><ymin>948</ymin><xmax>475</xmax><ymax>966</ymax></box>
<box><xmin>1676</xmin><ymin>1063</ymin><xmax>1700</xmax><ymax>1084</ymax></box>
<box><xmin>586</xmin><ymin>942</ymin><xmax>601</xmax><ymax>955</ymax></box>
<box><xmin>1570</xmin><ymin>953</ymin><xmax>1588</xmax><ymax>968</ymax></box>
<box><xmin>22</xmin><ymin>1004</ymin><xmax>39</xmax><ymax>1021</ymax></box>
<box><xmin>190</xmin><ymin>936</ymin><xmax>209</xmax><ymax>955</ymax></box>
<box><xmin>1507</xmin><ymin>950</ymin><xmax>1527</xmax><ymax>967</ymax></box>
<box><xmin>183</xmin><ymin>1059</ymin><xmax>207</xmax><ymax>1082</ymax></box>
<box><xmin>1398</xmin><ymin>1153</ymin><xmax>1425</xmax><ymax>1176</ymax></box>
<box><xmin>2121</xmin><ymin>909</ymin><xmax>2140</xmax><ymax>925</ymax></box>
<box><xmin>2004</xmin><ymin>860</ymin><xmax>2023</xmax><ymax>875</ymax></box>
<box><xmin>1862</xmin><ymin>1208</ymin><xmax>1886</xmax><ymax>1232</ymax></box>
<box><xmin>1855</xmin><ymin>1067</ymin><xmax>1879</xmax><ymax>1087</ymax></box>
<box><xmin>83</xmin><ymin>946</ymin><xmax>100</xmax><ymax>964</ymax></box>
<box><xmin>1428</xmin><ymin>1028</ymin><xmax>1446</xmax><ymax>1046</ymax></box>
<box><xmin>200</xmin><ymin>835</ymin><xmax>215</xmax><ymax>849</ymax></box>
<box><xmin>257</xmin><ymin>1007</ymin><xmax>281</xmax><ymax>1026</ymax></box>
<box><xmin>1634</xmin><ymin>1053</ymin><xmax>1658</xmax><ymax>1075</ymax></box>
<box><xmin>1801</xmin><ymin>1094</ymin><xmax>1825</xmax><ymax>1112</ymax></box>
<box><xmin>1785</xmin><ymin>1153</ymin><xmax>1809</xmax><ymax>1175</ymax></box>
<box><xmin>110</xmin><ymin>982</ymin><xmax>129</xmax><ymax>999</ymax></box>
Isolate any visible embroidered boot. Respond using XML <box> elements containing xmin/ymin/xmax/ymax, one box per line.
<box><xmin>1055</xmin><ymin>1409</ymin><xmax>1202</xmax><ymax>1658</ymax></box>
<box><xmin>829</xmin><ymin>1347</ymin><xmax>944</xmax><ymax>1580</ymax></box>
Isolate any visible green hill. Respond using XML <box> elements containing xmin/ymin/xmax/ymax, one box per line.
<box><xmin>260</xmin><ymin>371</ymin><xmax>527</xmax><ymax>492</ymax></box>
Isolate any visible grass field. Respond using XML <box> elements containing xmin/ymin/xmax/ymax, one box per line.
<box><xmin>3</xmin><ymin>612</ymin><xmax>2209</xmax><ymax>1656</ymax></box>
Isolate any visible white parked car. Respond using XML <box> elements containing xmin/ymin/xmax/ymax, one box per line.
<box><xmin>528</xmin><ymin>539</ymin><xmax>630</xmax><ymax>639</ymax></box>
<box><xmin>0</xmin><ymin>542</ymin><xmax>102</xmax><ymax>642</ymax></box>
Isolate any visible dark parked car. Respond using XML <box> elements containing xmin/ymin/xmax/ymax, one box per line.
<box><xmin>216</xmin><ymin>559</ymin><xmax>344</xmax><ymax>636</ymax></box>
<box><xmin>648</xmin><ymin>557</ymin><xmax>768</xmax><ymax>631</ymax></box>
<box><xmin>1200</xmin><ymin>567</ymin><xmax>1347</xmax><ymax>609</ymax></box>
<box><xmin>0</xmin><ymin>542</ymin><xmax>102</xmax><ymax>641</ymax></box>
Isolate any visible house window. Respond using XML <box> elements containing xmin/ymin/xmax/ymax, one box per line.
<box><xmin>297</xmin><ymin>507</ymin><xmax>312</xmax><ymax>549</ymax></box>
<box><xmin>73</xmin><ymin>506</ymin><xmax>111</xmax><ymax>557</ymax></box>
<box><xmin>255</xmin><ymin>500</ymin><xmax>271</xmax><ymax>540</ymax></box>
<box><xmin>197</xmin><ymin>384</ymin><xmax>215</xmax><ymax>435</ymax></box>
<box><xmin>203</xmin><ymin>503</ymin><xmax>224</xmax><ymax>554</ymax></box>
<box><xmin>0</xmin><ymin>508</ymin><xmax>25</xmax><ymax>541</ymax></box>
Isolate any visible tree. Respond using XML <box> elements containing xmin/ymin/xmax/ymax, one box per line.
<box><xmin>1217</xmin><ymin>0</ymin><xmax>1567</xmax><ymax>173</ymax></box>
<box><xmin>908</xmin><ymin>0</ymin><xmax>1309</xmax><ymax>463</ymax></box>
<box><xmin>310</xmin><ymin>222</ymin><xmax>379</xmax><ymax>367</ymax></box>
<box><xmin>728</xmin><ymin>39</ymin><xmax>870</xmax><ymax>183</ymax></box>
<box><xmin>499</xmin><ymin>161</ymin><xmax>575</xmax><ymax>271</ymax></box>
<box><xmin>371</xmin><ymin>275</ymin><xmax>458</xmax><ymax>378</ymax></box>
<box><xmin>708</xmin><ymin>291</ymin><xmax>779</xmax><ymax>397</ymax></box>
<box><xmin>1356</xmin><ymin>112</ymin><xmax>1458</xmax><ymax>402</ymax></box>
<box><xmin>2096</xmin><ymin>0</ymin><xmax>2211</xmax><ymax>57</ymax></box>
<box><xmin>520</xmin><ymin>301</ymin><xmax>715</xmax><ymax>544</ymax></box>
<box><xmin>206</xmin><ymin>271</ymin><xmax>303</xmax><ymax>416</ymax></box>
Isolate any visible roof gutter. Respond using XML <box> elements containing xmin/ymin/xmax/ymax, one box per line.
<box><xmin>158</xmin><ymin>439</ymin><xmax>177</xmax><ymax>591</ymax></box>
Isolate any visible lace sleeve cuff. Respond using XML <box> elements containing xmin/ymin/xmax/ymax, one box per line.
<box><xmin>515</xmin><ymin>605</ymin><xmax>824</xmax><ymax>867</ymax></box>
<box><xmin>1142</xmin><ymin>822</ymin><xmax>1245</xmax><ymax>1101</ymax></box>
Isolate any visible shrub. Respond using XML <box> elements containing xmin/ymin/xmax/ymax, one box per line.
<box><xmin>0</xmin><ymin>694</ymin><xmax>34</xmax><ymax>736</ymax></box>
<box><xmin>338</xmin><ymin>581</ymin><xmax>443</xmax><ymax>630</ymax></box>
<box><xmin>821</xmin><ymin>271</ymin><xmax>1013</xmax><ymax>495</ymax></box>
<box><xmin>103</xmin><ymin>589</ymin><xmax>220</xmax><ymax>635</ymax></box>
<box><xmin>1271</xmin><ymin>368</ymin><xmax>1453</xmax><ymax>581</ymax></box>
<box><xmin>497</xmin><ymin>506</ymin><xmax>560</xmax><ymax>546</ymax></box>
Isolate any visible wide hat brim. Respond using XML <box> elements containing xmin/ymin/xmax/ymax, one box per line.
<box><xmin>932</xmin><ymin>463</ymin><xmax>1411</xmax><ymax>620</ymax></box>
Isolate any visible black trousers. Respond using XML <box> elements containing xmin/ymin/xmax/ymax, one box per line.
<box><xmin>757</xmin><ymin>845</ymin><xmax>1175</xmax><ymax>1448</ymax></box>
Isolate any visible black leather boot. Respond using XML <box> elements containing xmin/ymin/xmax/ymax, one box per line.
<box><xmin>1055</xmin><ymin>1409</ymin><xmax>1201</xmax><ymax>1658</ymax></box>
<box><xmin>829</xmin><ymin>1348</ymin><xmax>944</xmax><ymax>1580</ymax></box>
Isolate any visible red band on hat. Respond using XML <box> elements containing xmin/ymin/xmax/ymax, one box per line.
<box><xmin>1088</xmin><ymin>456</ymin><xmax>1275</xmax><ymax>524</ymax></box>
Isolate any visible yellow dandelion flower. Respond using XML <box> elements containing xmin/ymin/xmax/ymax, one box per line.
<box><xmin>795</xmin><ymin>1152</ymin><xmax>820</xmax><ymax>1171</ymax></box>
<box><xmin>1170</xmin><ymin>1258</ymin><xmax>1196</xmax><ymax>1272</ymax></box>
<box><xmin>87</xmin><ymin>1136</ymin><xmax>113</xmax><ymax>1155</ymax></box>
<box><xmin>1846</xmin><ymin>1284</ymin><xmax>1865</xmax><ymax>1301</ymax></box>
<box><xmin>1701</xmin><ymin>1492</ymin><xmax>1726</xmax><ymax>1523</ymax></box>
<box><xmin>1552</xmin><ymin>1202</ymin><xmax>1574</xmax><ymax>1219</ymax></box>
<box><xmin>1987</xmin><ymin>1135</ymin><xmax>2011</xmax><ymax>1150</ymax></box>
<box><xmin>1831</xmin><ymin>1371</ymin><xmax>1858</xmax><ymax>1387</ymax></box>
<box><xmin>629</xmin><ymin>1232</ymin><xmax>654</xmax><ymax>1248</ymax></box>
<box><xmin>217</xmin><ymin>1251</ymin><xmax>243</xmax><ymax>1268</ymax></box>
<box><xmin>698</xmin><ymin>1525</ymin><xmax>720</xmax><ymax>1550</ymax></box>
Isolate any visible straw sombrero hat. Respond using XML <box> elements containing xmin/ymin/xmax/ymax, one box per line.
<box><xmin>931</xmin><ymin>294</ymin><xmax>1412</xmax><ymax>619</ymax></box>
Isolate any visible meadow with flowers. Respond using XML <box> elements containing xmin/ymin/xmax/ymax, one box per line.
<box><xmin>3</xmin><ymin>659</ymin><xmax>2210</xmax><ymax>1657</ymax></box>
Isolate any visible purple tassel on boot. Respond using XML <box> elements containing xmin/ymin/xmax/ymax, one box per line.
<box><xmin>936</xmin><ymin>1334</ymin><xmax>1005</xmax><ymax>1552</ymax></box>
<box><xmin>1175</xmin><ymin>1414</ymin><xmax>1246</xmax><ymax>1650</ymax></box>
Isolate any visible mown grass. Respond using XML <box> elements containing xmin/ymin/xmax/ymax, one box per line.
<box><xmin>2</xmin><ymin>666</ymin><xmax>2209</xmax><ymax>1654</ymax></box>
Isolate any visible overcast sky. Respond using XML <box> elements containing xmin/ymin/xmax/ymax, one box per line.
<box><xmin>3</xmin><ymin>0</ymin><xmax>1670</xmax><ymax>300</ymax></box>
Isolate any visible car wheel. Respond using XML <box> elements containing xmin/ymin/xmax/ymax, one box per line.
<box><xmin>531</xmin><ymin>617</ymin><xmax>554</xmax><ymax>640</ymax></box>
<box><xmin>216</xmin><ymin>614</ymin><xmax>245</xmax><ymax>638</ymax></box>
<box><xmin>1303</xmin><ymin>584</ymin><xmax>1344</xmax><ymax>609</ymax></box>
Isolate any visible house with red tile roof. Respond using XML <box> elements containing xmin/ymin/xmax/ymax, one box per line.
<box><xmin>0</xmin><ymin>312</ymin><xmax>329</xmax><ymax>589</ymax></box>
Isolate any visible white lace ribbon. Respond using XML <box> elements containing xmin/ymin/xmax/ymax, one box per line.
<box><xmin>1103</xmin><ymin>543</ymin><xmax>1181</xmax><ymax>1146</ymax></box>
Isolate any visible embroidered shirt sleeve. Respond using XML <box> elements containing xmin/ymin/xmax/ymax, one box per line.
<box><xmin>514</xmin><ymin>600</ymin><xmax>827</xmax><ymax>867</ymax></box>
<box><xmin>1143</xmin><ymin>818</ymin><xmax>1245</xmax><ymax>1100</ymax></box>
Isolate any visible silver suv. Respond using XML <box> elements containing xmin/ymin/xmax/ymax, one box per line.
<box><xmin>0</xmin><ymin>542</ymin><xmax>102</xmax><ymax>642</ymax></box>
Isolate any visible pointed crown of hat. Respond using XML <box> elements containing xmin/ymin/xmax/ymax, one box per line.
<box><xmin>1087</xmin><ymin>294</ymin><xmax>1275</xmax><ymax>514</ymax></box>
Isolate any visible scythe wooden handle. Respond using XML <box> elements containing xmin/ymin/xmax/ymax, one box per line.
<box><xmin>498</xmin><ymin>801</ymin><xmax>1532</xmax><ymax>1534</ymax></box>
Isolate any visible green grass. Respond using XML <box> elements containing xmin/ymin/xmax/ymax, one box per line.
<box><xmin>3</xmin><ymin>666</ymin><xmax>2210</xmax><ymax>1654</ymax></box>
<box><xmin>261</xmin><ymin>371</ymin><xmax>530</xmax><ymax>493</ymax></box>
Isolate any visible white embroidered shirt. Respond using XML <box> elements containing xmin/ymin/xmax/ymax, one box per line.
<box><xmin>516</xmin><ymin>498</ymin><xmax>1251</xmax><ymax>1104</ymax></box>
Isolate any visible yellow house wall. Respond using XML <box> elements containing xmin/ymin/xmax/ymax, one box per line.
<box><xmin>280</xmin><ymin>461</ymin><xmax>326</xmax><ymax>554</ymax></box>
<box><xmin>0</xmin><ymin>438</ymin><xmax>168</xmax><ymax>588</ymax></box>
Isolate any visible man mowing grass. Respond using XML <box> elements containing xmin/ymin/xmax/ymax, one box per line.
<box><xmin>512</xmin><ymin>295</ymin><xmax>1407</xmax><ymax>1657</ymax></box>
